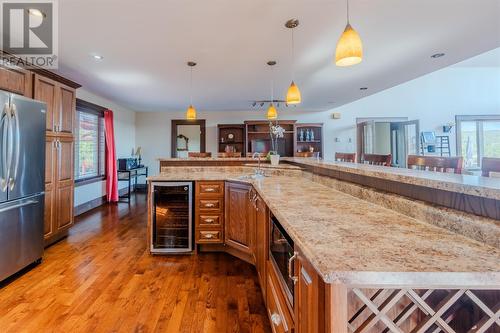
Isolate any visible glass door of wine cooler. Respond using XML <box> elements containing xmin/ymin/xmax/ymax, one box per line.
<box><xmin>151</xmin><ymin>182</ymin><xmax>193</xmax><ymax>253</ymax></box>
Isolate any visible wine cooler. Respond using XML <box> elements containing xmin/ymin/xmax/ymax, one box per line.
<box><xmin>151</xmin><ymin>182</ymin><xmax>193</xmax><ymax>253</ymax></box>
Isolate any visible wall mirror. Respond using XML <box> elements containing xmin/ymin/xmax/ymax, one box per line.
<box><xmin>171</xmin><ymin>120</ymin><xmax>206</xmax><ymax>157</ymax></box>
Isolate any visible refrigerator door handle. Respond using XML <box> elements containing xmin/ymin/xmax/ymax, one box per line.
<box><xmin>0</xmin><ymin>103</ymin><xmax>11</xmax><ymax>192</ymax></box>
<box><xmin>8</xmin><ymin>103</ymin><xmax>20</xmax><ymax>191</ymax></box>
<box><xmin>0</xmin><ymin>198</ymin><xmax>38</xmax><ymax>213</ymax></box>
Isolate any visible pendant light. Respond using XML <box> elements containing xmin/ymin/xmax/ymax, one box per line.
<box><xmin>267</xmin><ymin>61</ymin><xmax>278</xmax><ymax>120</ymax></box>
<box><xmin>335</xmin><ymin>0</ymin><xmax>363</xmax><ymax>67</ymax></box>
<box><xmin>285</xmin><ymin>19</ymin><xmax>301</xmax><ymax>105</ymax></box>
<box><xmin>186</xmin><ymin>61</ymin><xmax>197</xmax><ymax>120</ymax></box>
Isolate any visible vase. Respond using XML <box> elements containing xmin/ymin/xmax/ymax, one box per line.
<box><xmin>270</xmin><ymin>154</ymin><xmax>280</xmax><ymax>166</ymax></box>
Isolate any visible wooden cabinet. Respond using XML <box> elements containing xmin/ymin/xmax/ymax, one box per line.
<box><xmin>34</xmin><ymin>74</ymin><xmax>57</xmax><ymax>134</ymax></box>
<box><xmin>195</xmin><ymin>181</ymin><xmax>224</xmax><ymax>244</ymax></box>
<box><xmin>58</xmin><ymin>85</ymin><xmax>76</xmax><ymax>135</ymax></box>
<box><xmin>32</xmin><ymin>73</ymin><xmax>78</xmax><ymax>246</ymax></box>
<box><xmin>44</xmin><ymin>137</ymin><xmax>74</xmax><ymax>243</ymax></box>
<box><xmin>294</xmin><ymin>247</ymin><xmax>324</xmax><ymax>333</ymax></box>
<box><xmin>34</xmin><ymin>74</ymin><xmax>75</xmax><ymax>136</ymax></box>
<box><xmin>0</xmin><ymin>63</ymin><xmax>32</xmax><ymax>97</ymax></box>
<box><xmin>44</xmin><ymin>137</ymin><xmax>57</xmax><ymax>239</ymax></box>
<box><xmin>224</xmin><ymin>181</ymin><xmax>254</xmax><ymax>262</ymax></box>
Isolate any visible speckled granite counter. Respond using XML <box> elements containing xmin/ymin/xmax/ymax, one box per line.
<box><xmin>149</xmin><ymin>167</ymin><xmax>500</xmax><ymax>287</ymax></box>
<box><xmin>283</xmin><ymin>157</ymin><xmax>500</xmax><ymax>201</ymax></box>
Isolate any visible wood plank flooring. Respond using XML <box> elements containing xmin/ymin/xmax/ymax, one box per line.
<box><xmin>0</xmin><ymin>193</ymin><xmax>271</xmax><ymax>333</ymax></box>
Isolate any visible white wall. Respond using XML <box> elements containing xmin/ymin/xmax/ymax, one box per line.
<box><xmin>136</xmin><ymin>55</ymin><xmax>500</xmax><ymax>176</ymax></box>
<box><xmin>74</xmin><ymin>89</ymin><xmax>137</xmax><ymax>207</ymax></box>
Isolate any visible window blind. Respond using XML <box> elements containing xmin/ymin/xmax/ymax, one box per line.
<box><xmin>75</xmin><ymin>110</ymin><xmax>106</xmax><ymax>181</ymax></box>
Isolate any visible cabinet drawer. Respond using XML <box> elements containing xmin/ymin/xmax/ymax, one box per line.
<box><xmin>198</xmin><ymin>215</ymin><xmax>222</xmax><ymax>227</ymax></box>
<box><xmin>199</xmin><ymin>198</ymin><xmax>222</xmax><ymax>211</ymax></box>
<box><xmin>197</xmin><ymin>230</ymin><xmax>223</xmax><ymax>243</ymax></box>
<box><xmin>198</xmin><ymin>182</ymin><xmax>223</xmax><ymax>196</ymax></box>
<box><xmin>267</xmin><ymin>262</ymin><xmax>293</xmax><ymax>333</ymax></box>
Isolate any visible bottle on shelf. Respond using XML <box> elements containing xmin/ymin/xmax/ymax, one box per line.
<box><xmin>310</xmin><ymin>129</ymin><xmax>315</xmax><ymax>141</ymax></box>
<box><xmin>299</xmin><ymin>129</ymin><xmax>304</xmax><ymax>142</ymax></box>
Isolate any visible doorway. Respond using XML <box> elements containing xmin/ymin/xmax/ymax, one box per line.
<box><xmin>171</xmin><ymin>120</ymin><xmax>206</xmax><ymax>158</ymax></box>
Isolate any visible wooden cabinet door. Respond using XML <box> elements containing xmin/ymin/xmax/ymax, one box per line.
<box><xmin>34</xmin><ymin>75</ymin><xmax>57</xmax><ymax>134</ymax></box>
<box><xmin>58</xmin><ymin>85</ymin><xmax>75</xmax><ymax>135</ymax></box>
<box><xmin>255</xmin><ymin>195</ymin><xmax>268</xmax><ymax>300</ymax></box>
<box><xmin>225</xmin><ymin>182</ymin><xmax>253</xmax><ymax>256</ymax></box>
<box><xmin>56</xmin><ymin>137</ymin><xmax>74</xmax><ymax>186</ymax></box>
<box><xmin>56</xmin><ymin>184</ymin><xmax>73</xmax><ymax>230</ymax></box>
<box><xmin>0</xmin><ymin>64</ymin><xmax>32</xmax><ymax>97</ymax></box>
<box><xmin>44</xmin><ymin>137</ymin><xmax>57</xmax><ymax>239</ymax></box>
<box><xmin>55</xmin><ymin>137</ymin><xmax>74</xmax><ymax>232</ymax></box>
<box><xmin>294</xmin><ymin>248</ymin><xmax>323</xmax><ymax>333</ymax></box>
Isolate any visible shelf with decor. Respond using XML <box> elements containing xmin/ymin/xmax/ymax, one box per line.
<box><xmin>294</xmin><ymin>123</ymin><xmax>324</xmax><ymax>158</ymax></box>
<box><xmin>244</xmin><ymin>120</ymin><xmax>296</xmax><ymax>157</ymax></box>
<box><xmin>217</xmin><ymin>124</ymin><xmax>246</xmax><ymax>154</ymax></box>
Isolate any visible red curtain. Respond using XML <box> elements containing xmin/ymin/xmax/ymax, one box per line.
<box><xmin>104</xmin><ymin>110</ymin><xmax>118</xmax><ymax>202</ymax></box>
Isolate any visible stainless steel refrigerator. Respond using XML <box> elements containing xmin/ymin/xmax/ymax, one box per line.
<box><xmin>0</xmin><ymin>91</ymin><xmax>46</xmax><ymax>282</ymax></box>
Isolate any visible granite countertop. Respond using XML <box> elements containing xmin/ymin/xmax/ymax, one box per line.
<box><xmin>283</xmin><ymin>157</ymin><xmax>500</xmax><ymax>201</ymax></box>
<box><xmin>148</xmin><ymin>168</ymin><xmax>500</xmax><ymax>287</ymax></box>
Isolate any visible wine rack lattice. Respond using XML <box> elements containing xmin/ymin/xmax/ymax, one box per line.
<box><xmin>347</xmin><ymin>288</ymin><xmax>500</xmax><ymax>333</ymax></box>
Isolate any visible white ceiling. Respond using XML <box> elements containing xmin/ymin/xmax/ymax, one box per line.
<box><xmin>56</xmin><ymin>0</ymin><xmax>500</xmax><ymax>112</ymax></box>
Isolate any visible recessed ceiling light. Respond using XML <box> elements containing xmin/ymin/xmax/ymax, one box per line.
<box><xmin>431</xmin><ymin>53</ymin><xmax>445</xmax><ymax>59</ymax></box>
<box><xmin>360</xmin><ymin>87</ymin><xmax>368</xmax><ymax>90</ymax></box>
<box><xmin>27</xmin><ymin>9</ymin><xmax>45</xmax><ymax>17</ymax></box>
<box><xmin>92</xmin><ymin>54</ymin><xmax>104</xmax><ymax>61</ymax></box>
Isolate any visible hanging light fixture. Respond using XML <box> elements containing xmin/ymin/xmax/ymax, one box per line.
<box><xmin>186</xmin><ymin>61</ymin><xmax>197</xmax><ymax>120</ymax></box>
<box><xmin>285</xmin><ymin>19</ymin><xmax>301</xmax><ymax>105</ymax></box>
<box><xmin>267</xmin><ymin>61</ymin><xmax>278</xmax><ymax>120</ymax></box>
<box><xmin>335</xmin><ymin>0</ymin><xmax>363</xmax><ymax>67</ymax></box>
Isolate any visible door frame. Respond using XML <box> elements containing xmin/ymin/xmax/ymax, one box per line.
<box><xmin>171</xmin><ymin>119</ymin><xmax>206</xmax><ymax>157</ymax></box>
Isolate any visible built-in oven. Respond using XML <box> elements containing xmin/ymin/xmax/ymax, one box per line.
<box><xmin>151</xmin><ymin>182</ymin><xmax>193</xmax><ymax>253</ymax></box>
<box><xmin>269</xmin><ymin>214</ymin><xmax>297</xmax><ymax>305</ymax></box>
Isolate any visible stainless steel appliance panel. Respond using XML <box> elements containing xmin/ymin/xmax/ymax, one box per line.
<box><xmin>0</xmin><ymin>91</ymin><xmax>10</xmax><ymax>203</ymax></box>
<box><xmin>7</xmin><ymin>95</ymin><xmax>46</xmax><ymax>201</ymax></box>
<box><xmin>269</xmin><ymin>215</ymin><xmax>296</xmax><ymax>305</ymax></box>
<box><xmin>0</xmin><ymin>193</ymin><xmax>44</xmax><ymax>282</ymax></box>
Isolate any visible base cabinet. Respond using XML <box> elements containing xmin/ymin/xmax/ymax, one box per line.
<box><xmin>43</xmin><ymin>136</ymin><xmax>74</xmax><ymax>245</ymax></box>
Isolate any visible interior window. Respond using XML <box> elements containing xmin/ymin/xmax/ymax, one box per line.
<box><xmin>456</xmin><ymin>115</ymin><xmax>500</xmax><ymax>169</ymax></box>
<box><xmin>74</xmin><ymin>106</ymin><xmax>106</xmax><ymax>181</ymax></box>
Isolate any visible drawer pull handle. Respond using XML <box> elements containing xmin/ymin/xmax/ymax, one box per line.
<box><xmin>204</xmin><ymin>218</ymin><xmax>214</xmax><ymax>223</ymax></box>
<box><xmin>271</xmin><ymin>313</ymin><xmax>281</xmax><ymax>326</ymax></box>
<box><xmin>204</xmin><ymin>188</ymin><xmax>215</xmax><ymax>192</ymax></box>
<box><xmin>204</xmin><ymin>233</ymin><xmax>214</xmax><ymax>239</ymax></box>
<box><xmin>204</xmin><ymin>203</ymin><xmax>215</xmax><ymax>208</ymax></box>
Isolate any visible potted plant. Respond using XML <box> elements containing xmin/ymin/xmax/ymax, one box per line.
<box><xmin>268</xmin><ymin>121</ymin><xmax>285</xmax><ymax>166</ymax></box>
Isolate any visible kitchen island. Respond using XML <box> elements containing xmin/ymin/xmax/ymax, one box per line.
<box><xmin>149</xmin><ymin>164</ymin><xmax>500</xmax><ymax>333</ymax></box>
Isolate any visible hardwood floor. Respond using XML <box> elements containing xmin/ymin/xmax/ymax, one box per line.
<box><xmin>0</xmin><ymin>193</ymin><xmax>271</xmax><ymax>333</ymax></box>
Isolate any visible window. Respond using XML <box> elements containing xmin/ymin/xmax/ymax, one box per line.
<box><xmin>456</xmin><ymin>115</ymin><xmax>500</xmax><ymax>169</ymax></box>
<box><xmin>74</xmin><ymin>99</ymin><xmax>106</xmax><ymax>183</ymax></box>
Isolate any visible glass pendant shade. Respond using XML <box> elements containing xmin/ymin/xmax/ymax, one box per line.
<box><xmin>335</xmin><ymin>23</ymin><xmax>363</xmax><ymax>67</ymax></box>
<box><xmin>186</xmin><ymin>105</ymin><xmax>197</xmax><ymax>120</ymax></box>
<box><xmin>286</xmin><ymin>81</ymin><xmax>301</xmax><ymax>104</ymax></box>
<box><xmin>267</xmin><ymin>103</ymin><xmax>277</xmax><ymax>120</ymax></box>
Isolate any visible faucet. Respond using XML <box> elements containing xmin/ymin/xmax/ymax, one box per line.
<box><xmin>252</xmin><ymin>152</ymin><xmax>264</xmax><ymax>176</ymax></box>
